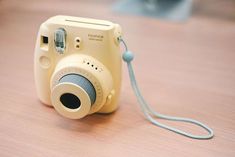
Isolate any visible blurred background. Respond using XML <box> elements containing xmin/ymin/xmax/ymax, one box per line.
<box><xmin>1</xmin><ymin>0</ymin><xmax>234</xmax><ymax>99</ymax></box>
<box><xmin>0</xmin><ymin>0</ymin><xmax>235</xmax><ymax>157</ymax></box>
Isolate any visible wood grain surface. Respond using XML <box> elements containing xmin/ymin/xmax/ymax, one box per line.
<box><xmin>0</xmin><ymin>0</ymin><xmax>235</xmax><ymax>156</ymax></box>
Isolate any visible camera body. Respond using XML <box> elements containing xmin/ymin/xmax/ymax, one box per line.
<box><xmin>34</xmin><ymin>15</ymin><xmax>122</xmax><ymax>119</ymax></box>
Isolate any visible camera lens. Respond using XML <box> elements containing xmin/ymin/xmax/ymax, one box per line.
<box><xmin>51</xmin><ymin>73</ymin><xmax>97</xmax><ymax>119</ymax></box>
<box><xmin>60</xmin><ymin>93</ymin><xmax>81</xmax><ymax>109</ymax></box>
<box><xmin>59</xmin><ymin>74</ymin><xmax>96</xmax><ymax>106</ymax></box>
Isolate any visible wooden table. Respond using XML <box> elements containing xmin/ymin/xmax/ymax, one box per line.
<box><xmin>0</xmin><ymin>0</ymin><xmax>234</xmax><ymax>156</ymax></box>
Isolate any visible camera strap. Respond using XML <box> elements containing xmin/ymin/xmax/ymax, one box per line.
<box><xmin>118</xmin><ymin>37</ymin><xmax>214</xmax><ymax>140</ymax></box>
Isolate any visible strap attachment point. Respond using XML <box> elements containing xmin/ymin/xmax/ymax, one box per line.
<box><xmin>118</xmin><ymin>37</ymin><xmax>134</xmax><ymax>63</ymax></box>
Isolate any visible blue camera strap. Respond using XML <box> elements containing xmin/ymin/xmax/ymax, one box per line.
<box><xmin>118</xmin><ymin>37</ymin><xmax>214</xmax><ymax>140</ymax></box>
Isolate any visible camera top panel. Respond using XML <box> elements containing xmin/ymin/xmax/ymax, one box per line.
<box><xmin>44</xmin><ymin>15</ymin><xmax>115</xmax><ymax>31</ymax></box>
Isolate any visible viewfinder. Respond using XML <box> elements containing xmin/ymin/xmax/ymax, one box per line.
<box><xmin>42</xmin><ymin>36</ymin><xmax>48</xmax><ymax>44</ymax></box>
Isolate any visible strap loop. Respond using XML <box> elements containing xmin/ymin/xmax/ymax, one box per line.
<box><xmin>118</xmin><ymin>37</ymin><xmax>214</xmax><ymax>140</ymax></box>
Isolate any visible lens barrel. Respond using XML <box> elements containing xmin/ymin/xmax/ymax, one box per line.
<box><xmin>59</xmin><ymin>74</ymin><xmax>96</xmax><ymax>109</ymax></box>
<box><xmin>51</xmin><ymin>74</ymin><xmax>97</xmax><ymax>119</ymax></box>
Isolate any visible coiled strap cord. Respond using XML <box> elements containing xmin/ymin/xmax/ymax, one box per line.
<box><xmin>118</xmin><ymin>37</ymin><xmax>214</xmax><ymax>140</ymax></box>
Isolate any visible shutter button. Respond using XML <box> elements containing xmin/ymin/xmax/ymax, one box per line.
<box><xmin>106</xmin><ymin>90</ymin><xmax>115</xmax><ymax>105</ymax></box>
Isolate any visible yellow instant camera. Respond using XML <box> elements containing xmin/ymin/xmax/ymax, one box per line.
<box><xmin>34</xmin><ymin>15</ymin><xmax>122</xmax><ymax>119</ymax></box>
